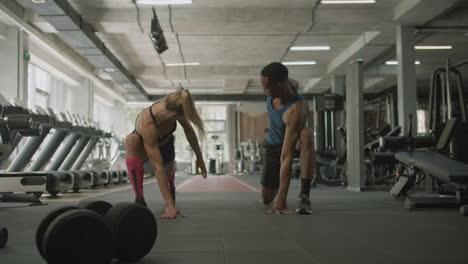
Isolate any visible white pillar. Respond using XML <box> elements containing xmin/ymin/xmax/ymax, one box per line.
<box><xmin>396</xmin><ymin>25</ymin><xmax>418</xmax><ymax>134</ymax></box>
<box><xmin>346</xmin><ymin>60</ymin><xmax>365</xmax><ymax>191</ymax></box>
<box><xmin>0</xmin><ymin>25</ymin><xmax>28</xmax><ymax>105</ymax></box>
<box><xmin>331</xmin><ymin>75</ymin><xmax>346</xmax><ymax>96</ymax></box>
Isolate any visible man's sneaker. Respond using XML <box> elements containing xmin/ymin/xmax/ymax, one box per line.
<box><xmin>135</xmin><ymin>196</ymin><xmax>147</xmax><ymax>207</ymax></box>
<box><xmin>296</xmin><ymin>194</ymin><xmax>312</xmax><ymax>215</ymax></box>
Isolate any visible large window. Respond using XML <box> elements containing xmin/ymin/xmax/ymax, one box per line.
<box><xmin>196</xmin><ymin>105</ymin><xmax>228</xmax><ymax>162</ymax></box>
<box><xmin>28</xmin><ymin>63</ymin><xmax>73</xmax><ymax>112</ymax></box>
<box><xmin>28</xmin><ymin>64</ymin><xmax>50</xmax><ymax>108</ymax></box>
<box><xmin>417</xmin><ymin>109</ymin><xmax>426</xmax><ymax>135</ymax></box>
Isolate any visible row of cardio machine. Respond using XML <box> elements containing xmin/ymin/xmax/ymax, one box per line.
<box><xmin>0</xmin><ymin>95</ymin><xmax>128</xmax><ymax>204</ymax></box>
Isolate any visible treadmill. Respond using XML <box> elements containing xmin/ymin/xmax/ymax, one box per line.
<box><xmin>39</xmin><ymin>111</ymin><xmax>117</xmax><ymax>189</ymax></box>
<box><xmin>0</xmin><ymin>102</ymin><xmax>72</xmax><ymax>201</ymax></box>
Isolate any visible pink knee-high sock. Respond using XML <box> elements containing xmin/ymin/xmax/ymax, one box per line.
<box><xmin>167</xmin><ymin>173</ymin><xmax>175</xmax><ymax>191</ymax></box>
<box><xmin>126</xmin><ymin>158</ymin><xmax>145</xmax><ymax>198</ymax></box>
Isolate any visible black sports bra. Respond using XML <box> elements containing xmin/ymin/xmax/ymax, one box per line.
<box><xmin>133</xmin><ymin>101</ymin><xmax>177</xmax><ymax>144</ymax></box>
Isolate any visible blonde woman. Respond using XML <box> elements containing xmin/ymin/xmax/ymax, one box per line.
<box><xmin>125</xmin><ymin>89</ymin><xmax>207</xmax><ymax>219</ymax></box>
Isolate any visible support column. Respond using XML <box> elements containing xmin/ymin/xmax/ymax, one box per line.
<box><xmin>0</xmin><ymin>24</ymin><xmax>28</xmax><ymax>104</ymax></box>
<box><xmin>396</xmin><ymin>25</ymin><xmax>417</xmax><ymax>134</ymax></box>
<box><xmin>346</xmin><ymin>60</ymin><xmax>365</xmax><ymax>191</ymax></box>
<box><xmin>331</xmin><ymin>75</ymin><xmax>346</xmax><ymax>154</ymax></box>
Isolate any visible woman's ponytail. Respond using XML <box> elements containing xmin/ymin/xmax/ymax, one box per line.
<box><xmin>180</xmin><ymin>89</ymin><xmax>205</xmax><ymax>137</ymax></box>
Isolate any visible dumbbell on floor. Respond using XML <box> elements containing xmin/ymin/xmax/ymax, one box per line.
<box><xmin>36</xmin><ymin>206</ymin><xmax>113</xmax><ymax>264</ymax></box>
<box><xmin>78</xmin><ymin>201</ymin><xmax>158</xmax><ymax>262</ymax></box>
<box><xmin>37</xmin><ymin>201</ymin><xmax>158</xmax><ymax>263</ymax></box>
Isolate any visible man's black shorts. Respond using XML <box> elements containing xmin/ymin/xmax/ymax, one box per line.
<box><xmin>261</xmin><ymin>142</ymin><xmax>283</xmax><ymax>189</ymax></box>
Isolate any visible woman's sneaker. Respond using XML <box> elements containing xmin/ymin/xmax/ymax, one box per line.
<box><xmin>296</xmin><ymin>194</ymin><xmax>312</xmax><ymax>215</ymax></box>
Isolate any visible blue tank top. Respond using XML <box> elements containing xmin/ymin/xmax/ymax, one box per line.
<box><xmin>266</xmin><ymin>93</ymin><xmax>305</xmax><ymax>144</ymax></box>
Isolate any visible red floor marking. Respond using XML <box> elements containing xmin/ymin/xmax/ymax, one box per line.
<box><xmin>176</xmin><ymin>175</ymin><xmax>257</xmax><ymax>193</ymax></box>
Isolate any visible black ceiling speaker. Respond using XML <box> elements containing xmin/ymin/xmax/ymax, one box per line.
<box><xmin>151</xmin><ymin>7</ymin><xmax>168</xmax><ymax>54</ymax></box>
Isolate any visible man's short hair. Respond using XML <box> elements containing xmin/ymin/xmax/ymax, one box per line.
<box><xmin>261</xmin><ymin>62</ymin><xmax>289</xmax><ymax>84</ymax></box>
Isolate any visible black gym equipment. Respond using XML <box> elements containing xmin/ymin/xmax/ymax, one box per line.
<box><xmin>391</xmin><ymin>117</ymin><xmax>468</xmax><ymax>212</ymax></box>
<box><xmin>0</xmin><ymin>226</ymin><xmax>8</xmax><ymax>248</ymax></box>
<box><xmin>314</xmin><ymin>94</ymin><xmax>346</xmax><ymax>186</ymax></box>
<box><xmin>1</xmin><ymin>106</ymin><xmax>75</xmax><ymax>197</ymax></box>
<box><xmin>43</xmin><ymin>210</ymin><xmax>113</xmax><ymax>264</ymax></box>
<box><xmin>104</xmin><ymin>202</ymin><xmax>158</xmax><ymax>262</ymax></box>
<box><xmin>36</xmin><ymin>206</ymin><xmax>79</xmax><ymax>259</ymax></box>
<box><xmin>428</xmin><ymin>59</ymin><xmax>468</xmax><ymax>164</ymax></box>
<box><xmin>0</xmin><ymin>105</ymin><xmax>54</xmax><ymax>205</ymax></box>
<box><xmin>78</xmin><ymin>200</ymin><xmax>113</xmax><ymax>216</ymax></box>
<box><xmin>388</xmin><ymin>58</ymin><xmax>468</xmax><ymax>215</ymax></box>
<box><xmin>36</xmin><ymin>206</ymin><xmax>113</xmax><ymax>264</ymax></box>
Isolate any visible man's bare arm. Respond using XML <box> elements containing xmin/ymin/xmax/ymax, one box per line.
<box><xmin>275</xmin><ymin>102</ymin><xmax>304</xmax><ymax>209</ymax></box>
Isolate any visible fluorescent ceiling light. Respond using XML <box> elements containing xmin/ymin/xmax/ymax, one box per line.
<box><xmin>283</xmin><ymin>61</ymin><xmax>317</xmax><ymax>65</ymax></box>
<box><xmin>290</xmin><ymin>46</ymin><xmax>331</xmax><ymax>51</ymax></box>
<box><xmin>415</xmin><ymin>45</ymin><xmax>453</xmax><ymax>50</ymax></box>
<box><xmin>321</xmin><ymin>0</ymin><xmax>376</xmax><ymax>4</ymax></box>
<box><xmin>165</xmin><ymin>62</ymin><xmax>200</xmax><ymax>66</ymax></box>
<box><xmin>385</xmin><ymin>60</ymin><xmax>421</xmax><ymax>65</ymax></box>
<box><xmin>103</xmin><ymin>67</ymin><xmax>116</xmax><ymax>73</ymax></box>
<box><xmin>136</xmin><ymin>0</ymin><xmax>192</xmax><ymax>5</ymax></box>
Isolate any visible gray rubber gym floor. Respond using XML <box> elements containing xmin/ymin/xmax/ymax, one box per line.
<box><xmin>1</xmin><ymin>173</ymin><xmax>467</xmax><ymax>264</ymax></box>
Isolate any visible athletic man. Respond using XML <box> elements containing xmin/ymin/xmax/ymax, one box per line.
<box><xmin>260</xmin><ymin>62</ymin><xmax>315</xmax><ymax>215</ymax></box>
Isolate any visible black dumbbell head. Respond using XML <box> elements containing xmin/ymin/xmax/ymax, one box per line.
<box><xmin>42</xmin><ymin>209</ymin><xmax>113</xmax><ymax>264</ymax></box>
<box><xmin>36</xmin><ymin>206</ymin><xmax>78</xmax><ymax>258</ymax></box>
<box><xmin>104</xmin><ymin>202</ymin><xmax>158</xmax><ymax>262</ymax></box>
<box><xmin>78</xmin><ymin>200</ymin><xmax>113</xmax><ymax>216</ymax></box>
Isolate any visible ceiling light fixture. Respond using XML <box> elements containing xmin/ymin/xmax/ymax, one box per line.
<box><xmin>136</xmin><ymin>0</ymin><xmax>192</xmax><ymax>5</ymax></box>
<box><xmin>103</xmin><ymin>67</ymin><xmax>116</xmax><ymax>73</ymax></box>
<box><xmin>321</xmin><ymin>0</ymin><xmax>376</xmax><ymax>4</ymax></box>
<box><xmin>150</xmin><ymin>7</ymin><xmax>168</xmax><ymax>54</ymax></box>
<box><xmin>165</xmin><ymin>62</ymin><xmax>200</xmax><ymax>66</ymax></box>
<box><xmin>385</xmin><ymin>60</ymin><xmax>421</xmax><ymax>65</ymax></box>
<box><xmin>415</xmin><ymin>45</ymin><xmax>453</xmax><ymax>50</ymax></box>
<box><xmin>290</xmin><ymin>46</ymin><xmax>331</xmax><ymax>51</ymax></box>
<box><xmin>283</xmin><ymin>61</ymin><xmax>317</xmax><ymax>65</ymax></box>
